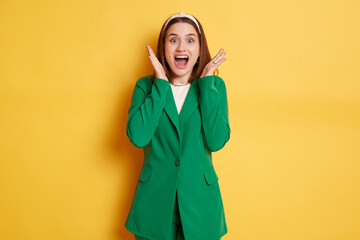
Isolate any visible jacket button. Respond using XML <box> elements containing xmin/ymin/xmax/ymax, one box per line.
<box><xmin>174</xmin><ymin>160</ymin><xmax>180</xmax><ymax>167</ymax></box>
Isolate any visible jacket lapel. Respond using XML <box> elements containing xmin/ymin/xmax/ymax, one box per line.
<box><xmin>164</xmin><ymin>87</ymin><xmax>180</xmax><ymax>135</ymax></box>
<box><xmin>179</xmin><ymin>79</ymin><xmax>199</xmax><ymax>129</ymax></box>
<box><xmin>164</xmin><ymin>79</ymin><xmax>200</xmax><ymax>135</ymax></box>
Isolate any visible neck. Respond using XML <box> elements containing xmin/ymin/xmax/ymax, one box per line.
<box><xmin>171</xmin><ymin>71</ymin><xmax>192</xmax><ymax>85</ymax></box>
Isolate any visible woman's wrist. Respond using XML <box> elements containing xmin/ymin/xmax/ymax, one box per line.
<box><xmin>156</xmin><ymin>75</ymin><xmax>168</xmax><ymax>82</ymax></box>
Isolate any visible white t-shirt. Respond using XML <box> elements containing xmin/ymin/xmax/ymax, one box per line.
<box><xmin>170</xmin><ymin>83</ymin><xmax>191</xmax><ymax>114</ymax></box>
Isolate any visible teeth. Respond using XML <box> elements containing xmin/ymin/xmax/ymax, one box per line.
<box><xmin>175</xmin><ymin>56</ymin><xmax>188</xmax><ymax>59</ymax></box>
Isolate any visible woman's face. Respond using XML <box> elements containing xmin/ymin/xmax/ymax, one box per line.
<box><xmin>164</xmin><ymin>22</ymin><xmax>200</xmax><ymax>79</ymax></box>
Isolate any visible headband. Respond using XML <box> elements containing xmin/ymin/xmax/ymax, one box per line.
<box><xmin>162</xmin><ymin>12</ymin><xmax>201</xmax><ymax>34</ymax></box>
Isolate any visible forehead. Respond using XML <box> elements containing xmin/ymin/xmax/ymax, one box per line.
<box><xmin>166</xmin><ymin>22</ymin><xmax>198</xmax><ymax>37</ymax></box>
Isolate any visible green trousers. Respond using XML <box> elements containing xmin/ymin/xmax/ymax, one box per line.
<box><xmin>134</xmin><ymin>190</ymin><xmax>184</xmax><ymax>240</ymax></box>
<box><xmin>134</xmin><ymin>191</ymin><xmax>221</xmax><ymax>240</ymax></box>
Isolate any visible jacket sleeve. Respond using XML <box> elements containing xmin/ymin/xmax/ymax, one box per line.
<box><xmin>126</xmin><ymin>77</ymin><xmax>170</xmax><ymax>148</ymax></box>
<box><xmin>198</xmin><ymin>75</ymin><xmax>231</xmax><ymax>152</ymax></box>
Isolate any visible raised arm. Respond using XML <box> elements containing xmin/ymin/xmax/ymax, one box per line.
<box><xmin>127</xmin><ymin>45</ymin><xmax>171</xmax><ymax>148</ymax></box>
<box><xmin>126</xmin><ymin>78</ymin><xmax>170</xmax><ymax>148</ymax></box>
<box><xmin>198</xmin><ymin>75</ymin><xmax>230</xmax><ymax>151</ymax></box>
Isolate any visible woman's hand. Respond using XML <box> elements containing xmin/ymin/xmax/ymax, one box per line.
<box><xmin>200</xmin><ymin>48</ymin><xmax>227</xmax><ymax>78</ymax></box>
<box><xmin>146</xmin><ymin>45</ymin><xmax>169</xmax><ymax>82</ymax></box>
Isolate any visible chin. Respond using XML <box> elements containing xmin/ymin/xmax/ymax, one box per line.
<box><xmin>172</xmin><ymin>69</ymin><xmax>191</xmax><ymax>77</ymax></box>
<box><xmin>169</xmin><ymin>63</ymin><xmax>196</xmax><ymax>78</ymax></box>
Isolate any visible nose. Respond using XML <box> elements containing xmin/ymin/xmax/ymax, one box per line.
<box><xmin>176</xmin><ymin>40</ymin><xmax>186</xmax><ymax>51</ymax></box>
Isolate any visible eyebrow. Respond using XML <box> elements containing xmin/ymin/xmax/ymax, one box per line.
<box><xmin>168</xmin><ymin>33</ymin><xmax>197</xmax><ymax>37</ymax></box>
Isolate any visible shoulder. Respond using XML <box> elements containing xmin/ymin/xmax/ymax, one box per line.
<box><xmin>134</xmin><ymin>75</ymin><xmax>154</xmax><ymax>93</ymax></box>
<box><xmin>213</xmin><ymin>75</ymin><xmax>226</xmax><ymax>87</ymax></box>
<box><xmin>135</xmin><ymin>75</ymin><xmax>153</xmax><ymax>87</ymax></box>
<box><xmin>198</xmin><ymin>75</ymin><xmax>226</xmax><ymax>88</ymax></box>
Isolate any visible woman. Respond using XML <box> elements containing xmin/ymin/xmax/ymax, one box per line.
<box><xmin>125</xmin><ymin>12</ymin><xmax>231</xmax><ymax>240</ymax></box>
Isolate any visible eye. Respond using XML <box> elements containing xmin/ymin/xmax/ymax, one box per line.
<box><xmin>170</xmin><ymin>38</ymin><xmax>178</xmax><ymax>43</ymax></box>
<box><xmin>187</xmin><ymin>39</ymin><xmax>195</xmax><ymax>43</ymax></box>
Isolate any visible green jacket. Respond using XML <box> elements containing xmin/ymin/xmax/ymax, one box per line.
<box><xmin>125</xmin><ymin>74</ymin><xmax>231</xmax><ymax>240</ymax></box>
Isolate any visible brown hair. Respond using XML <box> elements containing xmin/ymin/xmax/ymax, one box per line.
<box><xmin>151</xmin><ymin>14</ymin><xmax>218</xmax><ymax>83</ymax></box>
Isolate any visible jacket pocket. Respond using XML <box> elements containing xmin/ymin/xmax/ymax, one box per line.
<box><xmin>203</xmin><ymin>166</ymin><xmax>219</xmax><ymax>185</ymax></box>
<box><xmin>139</xmin><ymin>165</ymin><xmax>152</xmax><ymax>182</ymax></box>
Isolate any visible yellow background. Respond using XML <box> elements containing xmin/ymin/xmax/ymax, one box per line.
<box><xmin>1</xmin><ymin>0</ymin><xmax>359</xmax><ymax>239</ymax></box>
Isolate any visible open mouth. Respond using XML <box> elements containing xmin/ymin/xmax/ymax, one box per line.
<box><xmin>174</xmin><ymin>56</ymin><xmax>189</xmax><ymax>69</ymax></box>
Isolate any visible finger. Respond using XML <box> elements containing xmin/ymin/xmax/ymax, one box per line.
<box><xmin>213</xmin><ymin>50</ymin><xmax>226</xmax><ymax>64</ymax></box>
<box><xmin>216</xmin><ymin>57</ymin><xmax>227</xmax><ymax>66</ymax></box>
<box><xmin>214</xmin><ymin>48</ymin><xmax>224</xmax><ymax>58</ymax></box>
<box><xmin>146</xmin><ymin>45</ymin><xmax>151</xmax><ymax>55</ymax></box>
<box><xmin>147</xmin><ymin>52</ymin><xmax>160</xmax><ymax>70</ymax></box>
<box><xmin>212</xmin><ymin>49</ymin><xmax>225</xmax><ymax>63</ymax></box>
<box><xmin>208</xmin><ymin>57</ymin><xmax>226</xmax><ymax>72</ymax></box>
<box><xmin>149</xmin><ymin>57</ymin><xmax>163</xmax><ymax>72</ymax></box>
<box><xmin>146</xmin><ymin>46</ymin><xmax>160</xmax><ymax>65</ymax></box>
<box><xmin>146</xmin><ymin>45</ymin><xmax>156</xmax><ymax>58</ymax></box>
<box><xmin>146</xmin><ymin>47</ymin><xmax>156</xmax><ymax>65</ymax></box>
